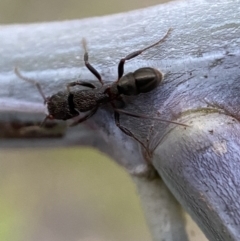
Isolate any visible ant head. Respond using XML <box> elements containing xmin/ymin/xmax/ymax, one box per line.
<box><xmin>40</xmin><ymin>96</ymin><xmax>54</xmax><ymax>126</ymax></box>
<box><xmin>46</xmin><ymin>91</ymin><xmax>77</xmax><ymax>121</ymax></box>
<box><xmin>14</xmin><ymin>68</ymin><xmax>76</xmax><ymax>124</ymax></box>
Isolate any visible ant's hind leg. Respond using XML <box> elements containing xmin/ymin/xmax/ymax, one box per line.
<box><xmin>82</xmin><ymin>38</ymin><xmax>104</xmax><ymax>85</ymax></box>
<box><xmin>114</xmin><ymin>111</ymin><xmax>148</xmax><ymax>151</ymax></box>
<box><xmin>117</xmin><ymin>28</ymin><xmax>172</xmax><ymax>80</ymax></box>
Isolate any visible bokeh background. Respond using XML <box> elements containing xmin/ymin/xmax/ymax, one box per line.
<box><xmin>0</xmin><ymin>1</ymin><xmax>206</xmax><ymax>241</ymax></box>
<box><xmin>0</xmin><ymin>0</ymin><xmax>170</xmax><ymax>24</ymax></box>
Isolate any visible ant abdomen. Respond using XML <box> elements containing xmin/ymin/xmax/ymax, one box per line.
<box><xmin>117</xmin><ymin>67</ymin><xmax>163</xmax><ymax>96</ymax></box>
<box><xmin>134</xmin><ymin>67</ymin><xmax>163</xmax><ymax>93</ymax></box>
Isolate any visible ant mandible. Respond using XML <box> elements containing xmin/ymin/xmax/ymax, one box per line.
<box><xmin>15</xmin><ymin>28</ymin><xmax>187</xmax><ymax>149</ymax></box>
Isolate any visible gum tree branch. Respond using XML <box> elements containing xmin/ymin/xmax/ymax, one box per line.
<box><xmin>1</xmin><ymin>0</ymin><xmax>240</xmax><ymax>241</ymax></box>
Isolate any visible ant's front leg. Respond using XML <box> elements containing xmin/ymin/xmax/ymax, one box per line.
<box><xmin>82</xmin><ymin>38</ymin><xmax>104</xmax><ymax>85</ymax></box>
<box><xmin>66</xmin><ymin>81</ymin><xmax>96</xmax><ymax>92</ymax></box>
<box><xmin>117</xmin><ymin>28</ymin><xmax>172</xmax><ymax>80</ymax></box>
<box><xmin>70</xmin><ymin>107</ymin><xmax>98</xmax><ymax>126</ymax></box>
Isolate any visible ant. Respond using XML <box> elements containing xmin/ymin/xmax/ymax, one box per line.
<box><xmin>15</xmin><ymin>28</ymin><xmax>187</xmax><ymax>150</ymax></box>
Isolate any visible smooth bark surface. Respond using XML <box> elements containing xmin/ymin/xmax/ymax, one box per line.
<box><xmin>133</xmin><ymin>176</ymin><xmax>189</xmax><ymax>241</ymax></box>
<box><xmin>0</xmin><ymin>0</ymin><xmax>240</xmax><ymax>240</ymax></box>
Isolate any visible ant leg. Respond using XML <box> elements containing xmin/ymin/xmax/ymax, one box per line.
<box><xmin>114</xmin><ymin>108</ymin><xmax>189</xmax><ymax>127</ymax></box>
<box><xmin>117</xmin><ymin>28</ymin><xmax>172</xmax><ymax>80</ymax></box>
<box><xmin>70</xmin><ymin>107</ymin><xmax>98</xmax><ymax>126</ymax></box>
<box><xmin>146</xmin><ymin>124</ymin><xmax>154</xmax><ymax>150</ymax></box>
<box><xmin>144</xmin><ymin>124</ymin><xmax>155</xmax><ymax>159</ymax></box>
<box><xmin>114</xmin><ymin>110</ymin><xmax>148</xmax><ymax>150</ymax></box>
<box><xmin>66</xmin><ymin>81</ymin><xmax>96</xmax><ymax>92</ymax></box>
<box><xmin>82</xmin><ymin>38</ymin><xmax>104</xmax><ymax>85</ymax></box>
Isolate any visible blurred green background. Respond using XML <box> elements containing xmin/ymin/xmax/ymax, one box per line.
<box><xmin>0</xmin><ymin>148</ymin><xmax>151</xmax><ymax>241</ymax></box>
<box><xmin>0</xmin><ymin>1</ymin><xmax>206</xmax><ymax>241</ymax></box>
<box><xmin>0</xmin><ymin>0</ymin><xmax>169</xmax><ymax>24</ymax></box>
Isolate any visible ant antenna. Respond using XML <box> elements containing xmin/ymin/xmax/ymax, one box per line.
<box><xmin>114</xmin><ymin>108</ymin><xmax>189</xmax><ymax>127</ymax></box>
<box><xmin>14</xmin><ymin>67</ymin><xmax>48</xmax><ymax>104</ymax></box>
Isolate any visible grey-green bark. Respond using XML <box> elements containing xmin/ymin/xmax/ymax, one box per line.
<box><xmin>1</xmin><ymin>0</ymin><xmax>240</xmax><ymax>240</ymax></box>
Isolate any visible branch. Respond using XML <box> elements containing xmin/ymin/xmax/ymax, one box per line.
<box><xmin>1</xmin><ymin>0</ymin><xmax>240</xmax><ymax>241</ymax></box>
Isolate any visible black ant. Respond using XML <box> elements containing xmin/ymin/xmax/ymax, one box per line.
<box><xmin>15</xmin><ymin>28</ymin><xmax>187</xmax><ymax>150</ymax></box>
